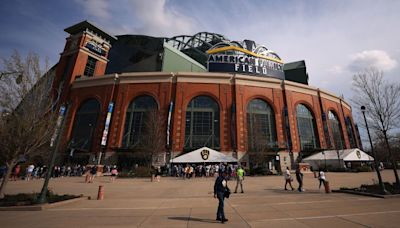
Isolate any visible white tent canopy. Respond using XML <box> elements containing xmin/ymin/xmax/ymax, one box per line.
<box><xmin>170</xmin><ymin>147</ymin><xmax>238</xmax><ymax>163</ymax></box>
<box><xmin>302</xmin><ymin>148</ymin><xmax>374</xmax><ymax>169</ymax></box>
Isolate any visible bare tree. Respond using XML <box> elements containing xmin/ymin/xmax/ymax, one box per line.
<box><xmin>247</xmin><ymin>115</ymin><xmax>281</xmax><ymax>173</ymax></box>
<box><xmin>352</xmin><ymin>68</ymin><xmax>400</xmax><ymax>186</ymax></box>
<box><xmin>139</xmin><ymin>109</ymin><xmax>166</xmax><ymax>168</ymax></box>
<box><xmin>0</xmin><ymin>51</ymin><xmax>56</xmax><ymax>198</ymax></box>
<box><xmin>123</xmin><ymin>109</ymin><xmax>165</xmax><ymax>171</ymax></box>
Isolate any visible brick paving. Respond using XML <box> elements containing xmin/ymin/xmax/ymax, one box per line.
<box><xmin>0</xmin><ymin>170</ymin><xmax>399</xmax><ymax>227</ymax></box>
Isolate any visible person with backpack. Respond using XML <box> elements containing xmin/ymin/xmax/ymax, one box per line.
<box><xmin>295</xmin><ymin>166</ymin><xmax>304</xmax><ymax>192</ymax></box>
<box><xmin>214</xmin><ymin>171</ymin><xmax>229</xmax><ymax>223</ymax></box>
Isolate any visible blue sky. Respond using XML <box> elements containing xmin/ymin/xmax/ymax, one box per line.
<box><xmin>1</xmin><ymin>0</ymin><xmax>399</xmax><ymax>104</ymax></box>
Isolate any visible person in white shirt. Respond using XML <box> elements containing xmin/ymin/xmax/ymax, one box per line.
<box><xmin>284</xmin><ymin>167</ymin><xmax>294</xmax><ymax>190</ymax></box>
<box><xmin>318</xmin><ymin>169</ymin><xmax>326</xmax><ymax>189</ymax></box>
<box><xmin>26</xmin><ymin>164</ymin><xmax>34</xmax><ymax>181</ymax></box>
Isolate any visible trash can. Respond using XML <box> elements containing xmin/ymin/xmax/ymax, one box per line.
<box><xmin>324</xmin><ymin>181</ymin><xmax>331</xmax><ymax>193</ymax></box>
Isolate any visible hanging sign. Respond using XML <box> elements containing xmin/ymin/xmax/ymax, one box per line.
<box><xmin>101</xmin><ymin>102</ymin><xmax>114</xmax><ymax>146</ymax></box>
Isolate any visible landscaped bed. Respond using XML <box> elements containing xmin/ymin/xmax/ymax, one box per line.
<box><xmin>334</xmin><ymin>182</ymin><xmax>400</xmax><ymax>198</ymax></box>
<box><xmin>0</xmin><ymin>192</ymin><xmax>80</xmax><ymax>207</ymax></box>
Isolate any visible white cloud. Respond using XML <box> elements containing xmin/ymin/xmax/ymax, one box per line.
<box><xmin>348</xmin><ymin>50</ymin><xmax>397</xmax><ymax>72</ymax></box>
<box><xmin>76</xmin><ymin>0</ymin><xmax>110</xmax><ymax>20</ymax></box>
<box><xmin>126</xmin><ymin>0</ymin><xmax>195</xmax><ymax>36</ymax></box>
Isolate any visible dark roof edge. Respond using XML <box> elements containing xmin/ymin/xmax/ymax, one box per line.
<box><xmin>64</xmin><ymin>20</ymin><xmax>117</xmax><ymax>42</ymax></box>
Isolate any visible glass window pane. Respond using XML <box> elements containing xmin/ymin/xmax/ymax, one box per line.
<box><xmin>346</xmin><ymin>117</ymin><xmax>357</xmax><ymax>148</ymax></box>
<box><xmin>70</xmin><ymin>99</ymin><xmax>100</xmax><ymax>151</ymax></box>
<box><xmin>328</xmin><ymin>111</ymin><xmax>345</xmax><ymax>149</ymax></box>
<box><xmin>84</xmin><ymin>56</ymin><xmax>97</xmax><ymax>77</ymax></box>
<box><xmin>122</xmin><ymin>96</ymin><xmax>157</xmax><ymax>148</ymax></box>
<box><xmin>246</xmin><ymin>99</ymin><xmax>277</xmax><ymax>151</ymax></box>
<box><xmin>296</xmin><ymin>104</ymin><xmax>320</xmax><ymax>151</ymax></box>
<box><xmin>184</xmin><ymin>96</ymin><xmax>220</xmax><ymax>150</ymax></box>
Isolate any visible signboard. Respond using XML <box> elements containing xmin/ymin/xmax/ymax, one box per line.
<box><xmin>101</xmin><ymin>102</ymin><xmax>114</xmax><ymax>146</ymax></box>
<box><xmin>201</xmin><ymin>149</ymin><xmax>210</xmax><ymax>160</ymax></box>
<box><xmin>207</xmin><ymin>41</ymin><xmax>285</xmax><ymax>79</ymax></box>
<box><xmin>85</xmin><ymin>40</ymin><xmax>107</xmax><ymax>57</ymax></box>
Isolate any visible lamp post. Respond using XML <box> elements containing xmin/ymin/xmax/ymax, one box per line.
<box><xmin>361</xmin><ymin>106</ymin><xmax>386</xmax><ymax>194</ymax></box>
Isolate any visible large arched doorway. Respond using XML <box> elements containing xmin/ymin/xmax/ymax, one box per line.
<box><xmin>328</xmin><ymin>110</ymin><xmax>345</xmax><ymax>150</ymax></box>
<box><xmin>345</xmin><ymin>117</ymin><xmax>357</xmax><ymax>148</ymax></box>
<box><xmin>70</xmin><ymin>99</ymin><xmax>101</xmax><ymax>151</ymax></box>
<box><xmin>296</xmin><ymin>104</ymin><xmax>320</xmax><ymax>154</ymax></box>
<box><xmin>247</xmin><ymin>99</ymin><xmax>277</xmax><ymax>170</ymax></box>
<box><xmin>122</xmin><ymin>95</ymin><xmax>158</xmax><ymax>148</ymax></box>
<box><xmin>184</xmin><ymin>96</ymin><xmax>220</xmax><ymax>151</ymax></box>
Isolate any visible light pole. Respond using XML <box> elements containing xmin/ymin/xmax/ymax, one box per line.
<box><xmin>361</xmin><ymin>106</ymin><xmax>387</xmax><ymax>194</ymax></box>
<box><xmin>98</xmin><ymin>73</ymin><xmax>119</xmax><ymax>166</ymax></box>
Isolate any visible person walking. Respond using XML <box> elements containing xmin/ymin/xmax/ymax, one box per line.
<box><xmin>110</xmin><ymin>165</ymin><xmax>118</xmax><ymax>182</ymax></box>
<box><xmin>318</xmin><ymin>169</ymin><xmax>326</xmax><ymax>189</ymax></box>
<box><xmin>26</xmin><ymin>164</ymin><xmax>34</xmax><ymax>181</ymax></box>
<box><xmin>214</xmin><ymin>171</ymin><xmax>229</xmax><ymax>223</ymax></box>
<box><xmin>284</xmin><ymin>167</ymin><xmax>294</xmax><ymax>190</ymax></box>
<box><xmin>295</xmin><ymin>166</ymin><xmax>303</xmax><ymax>192</ymax></box>
<box><xmin>234</xmin><ymin>166</ymin><xmax>245</xmax><ymax>193</ymax></box>
<box><xmin>11</xmin><ymin>165</ymin><xmax>21</xmax><ymax>181</ymax></box>
<box><xmin>89</xmin><ymin>165</ymin><xmax>97</xmax><ymax>183</ymax></box>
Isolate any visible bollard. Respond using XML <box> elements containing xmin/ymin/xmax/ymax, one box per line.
<box><xmin>324</xmin><ymin>181</ymin><xmax>331</xmax><ymax>193</ymax></box>
<box><xmin>313</xmin><ymin>171</ymin><xmax>317</xmax><ymax>178</ymax></box>
<box><xmin>97</xmin><ymin>185</ymin><xmax>104</xmax><ymax>200</ymax></box>
<box><xmin>151</xmin><ymin>174</ymin><xmax>155</xmax><ymax>182</ymax></box>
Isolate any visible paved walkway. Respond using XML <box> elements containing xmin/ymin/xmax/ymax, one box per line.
<box><xmin>1</xmin><ymin>170</ymin><xmax>399</xmax><ymax>227</ymax></box>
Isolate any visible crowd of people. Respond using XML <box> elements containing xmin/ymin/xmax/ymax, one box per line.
<box><xmin>171</xmin><ymin>163</ymin><xmax>241</xmax><ymax>179</ymax></box>
<box><xmin>0</xmin><ymin>164</ymin><xmax>120</xmax><ymax>182</ymax></box>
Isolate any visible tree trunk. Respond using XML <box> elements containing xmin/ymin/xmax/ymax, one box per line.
<box><xmin>0</xmin><ymin>160</ymin><xmax>16</xmax><ymax>199</ymax></box>
<box><xmin>383</xmin><ymin>131</ymin><xmax>400</xmax><ymax>186</ymax></box>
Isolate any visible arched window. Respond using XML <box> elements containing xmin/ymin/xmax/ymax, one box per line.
<box><xmin>345</xmin><ymin>117</ymin><xmax>357</xmax><ymax>148</ymax></box>
<box><xmin>247</xmin><ymin>99</ymin><xmax>277</xmax><ymax>150</ymax></box>
<box><xmin>296</xmin><ymin>104</ymin><xmax>320</xmax><ymax>151</ymax></box>
<box><xmin>328</xmin><ymin>111</ymin><xmax>345</xmax><ymax>149</ymax></box>
<box><xmin>184</xmin><ymin>96</ymin><xmax>220</xmax><ymax>150</ymax></box>
<box><xmin>122</xmin><ymin>95</ymin><xmax>157</xmax><ymax>148</ymax></box>
<box><xmin>70</xmin><ymin>99</ymin><xmax>100</xmax><ymax>151</ymax></box>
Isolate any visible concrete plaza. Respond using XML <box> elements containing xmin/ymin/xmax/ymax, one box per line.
<box><xmin>0</xmin><ymin>170</ymin><xmax>399</xmax><ymax>227</ymax></box>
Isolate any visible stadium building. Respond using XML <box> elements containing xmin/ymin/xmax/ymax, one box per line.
<box><xmin>52</xmin><ymin>21</ymin><xmax>361</xmax><ymax>171</ymax></box>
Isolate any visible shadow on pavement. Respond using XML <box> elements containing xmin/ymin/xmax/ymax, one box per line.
<box><xmin>264</xmin><ymin>188</ymin><xmax>323</xmax><ymax>194</ymax></box>
<box><xmin>168</xmin><ymin>216</ymin><xmax>220</xmax><ymax>223</ymax></box>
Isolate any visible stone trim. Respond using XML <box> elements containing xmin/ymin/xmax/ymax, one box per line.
<box><xmin>319</xmin><ymin>89</ymin><xmax>341</xmax><ymax>103</ymax></box>
<box><xmin>284</xmin><ymin>80</ymin><xmax>318</xmax><ymax>96</ymax></box>
<box><xmin>234</xmin><ymin>74</ymin><xmax>282</xmax><ymax>89</ymax></box>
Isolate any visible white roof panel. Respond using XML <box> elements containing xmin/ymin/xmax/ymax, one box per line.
<box><xmin>170</xmin><ymin>147</ymin><xmax>237</xmax><ymax>163</ymax></box>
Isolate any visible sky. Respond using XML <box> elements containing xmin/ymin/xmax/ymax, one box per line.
<box><xmin>1</xmin><ymin>0</ymin><xmax>399</xmax><ymax>126</ymax></box>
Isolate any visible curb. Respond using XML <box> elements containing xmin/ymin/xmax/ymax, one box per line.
<box><xmin>332</xmin><ymin>190</ymin><xmax>400</xmax><ymax>199</ymax></box>
<box><xmin>0</xmin><ymin>195</ymin><xmax>88</xmax><ymax>211</ymax></box>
